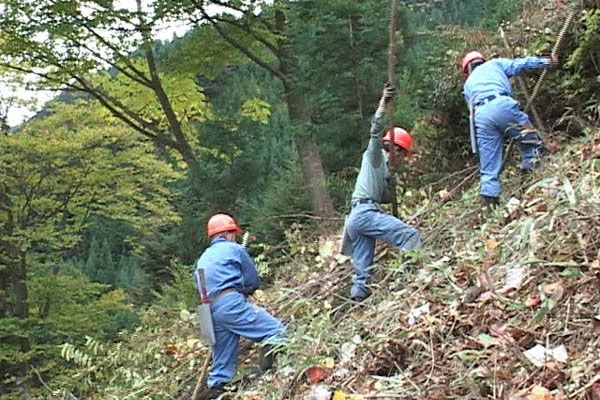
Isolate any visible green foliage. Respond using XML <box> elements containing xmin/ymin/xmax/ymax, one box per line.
<box><xmin>246</xmin><ymin>154</ymin><xmax>312</xmax><ymax>244</ymax></box>
<box><xmin>0</xmin><ymin>99</ymin><xmax>180</xmax><ymax>395</ymax></box>
<box><xmin>560</xmin><ymin>8</ymin><xmax>600</xmax><ymax>123</ymax></box>
<box><xmin>84</xmin><ymin>237</ymin><xmax>116</xmax><ymax>285</ymax></box>
<box><xmin>0</xmin><ymin>270</ymin><xmax>134</xmax><ymax>395</ymax></box>
<box><xmin>410</xmin><ymin>0</ymin><xmax>524</xmax><ymax>30</ymax></box>
<box><xmin>0</xmin><ymin>1</ymin><xmax>596</xmax><ymax>398</ymax></box>
<box><xmin>45</xmin><ymin>267</ymin><xmax>202</xmax><ymax>400</ymax></box>
<box><xmin>567</xmin><ymin>9</ymin><xmax>600</xmax><ymax>69</ymax></box>
<box><xmin>152</xmin><ymin>263</ymin><xmax>197</xmax><ymax>311</ymax></box>
<box><xmin>287</xmin><ymin>0</ymin><xmax>390</xmax><ymax>175</ymax></box>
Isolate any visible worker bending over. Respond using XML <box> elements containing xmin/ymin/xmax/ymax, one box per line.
<box><xmin>461</xmin><ymin>51</ymin><xmax>557</xmax><ymax>206</ymax></box>
<box><xmin>195</xmin><ymin>213</ymin><xmax>286</xmax><ymax>399</ymax></box>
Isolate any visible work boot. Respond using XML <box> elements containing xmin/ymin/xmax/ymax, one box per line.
<box><xmin>206</xmin><ymin>385</ymin><xmax>226</xmax><ymax>400</ymax></box>
<box><xmin>480</xmin><ymin>195</ymin><xmax>499</xmax><ymax>210</ymax></box>
<box><xmin>350</xmin><ymin>285</ymin><xmax>372</xmax><ymax>302</ymax></box>
<box><xmin>259</xmin><ymin>344</ymin><xmax>276</xmax><ymax>371</ymax></box>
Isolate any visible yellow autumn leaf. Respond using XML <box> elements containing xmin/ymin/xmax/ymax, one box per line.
<box><xmin>486</xmin><ymin>238</ymin><xmax>499</xmax><ymax>250</ymax></box>
<box><xmin>528</xmin><ymin>385</ymin><xmax>553</xmax><ymax>400</ymax></box>
<box><xmin>320</xmin><ymin>357</ymin><xmax>335</xmax><ymax>369</ymax></box>
<box><xmin>332</xmin><ymin>391</ymin><xmax>346</xmax><ymax>400</ymax></box>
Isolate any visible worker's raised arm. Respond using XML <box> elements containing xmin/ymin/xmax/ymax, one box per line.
<box><xmin>495</xmin><ymin>56</ymin><xmax>556</xmax><ymax>78</ymax></box>
<box><xmin>366</xmin><ymin>84</ymin><xmax>396</xmax><ymax>163</ymax></box>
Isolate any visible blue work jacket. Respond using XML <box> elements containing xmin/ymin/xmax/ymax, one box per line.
<box><xmin>195</xmin><ymin>235</ymin><xmax>260</xmax><ymax>301</ymax></box>
<box><xmin>463</xmin><ymin>57</ymin><xmax>550</xmax><ymax>105</ymax></box>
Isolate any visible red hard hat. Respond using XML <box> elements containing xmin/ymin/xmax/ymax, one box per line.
<box><xmin>382</xmin><ymin>127</ymin><xmax>412</xmax><ymax>151</ymax></box>
<box><xmin>461</xmin><ymin>51</ymin><xmax>486</xmax><ymax>74</ymax></box>
<box><xmin>207</xmin><ymin>213</ymin><xmax>243</xmax><ymax>237</ymax></box>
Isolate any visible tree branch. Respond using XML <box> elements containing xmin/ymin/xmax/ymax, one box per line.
<box><xmin>194</xmin><ymin>6</ymin><xmax>286</xmax><ymax>81</ymax></box>
<box><xmin>80</xmin><ymin>23</ymin><xmax>152</xmax><ymax>86</ymax></box>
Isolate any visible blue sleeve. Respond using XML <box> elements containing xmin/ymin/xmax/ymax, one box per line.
<box><xmin>494</xmin><ymin>57</ymin><xmax>550</xmax><ymax>78</ymax></box>
<box><xmin>237</xmin><ymin>246</ymin><xmax>260</xmax><ymax>294</ymax></box>
<box><xmin>366</xmin><ymin>111</ymin><xmax>385</xmax><ymax>164</ymax></box>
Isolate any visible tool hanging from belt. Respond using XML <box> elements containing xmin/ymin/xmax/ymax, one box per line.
<box><xmin>195</xmin><ymin>268</ymin><xmax>216</xmax><ymax>346</ymax></box>
<box><xmin>468</xmin><ymin>100</ymin><xmax>477</xmax><ymax>155</ymax></box>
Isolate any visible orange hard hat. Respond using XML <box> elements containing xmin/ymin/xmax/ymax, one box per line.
<box><xmin>461</xmin><ymin>51</ymin><xmax>486</xmax><ymax>74</ymax></box>
<box><xmin>207</xmin><ymin>213</ymin><xmax>243</xmax><ymax>237</ymax></box>
<box><xmin>382</xmin><ymin>127</ymin><xmax>412</xmax><ymax>152</ymax></box>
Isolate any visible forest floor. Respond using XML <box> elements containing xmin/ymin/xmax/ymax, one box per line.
<box><xmin>222</xmin><ymin>128</ymin><xmax>599</xmax><ymax>400</ymax></box>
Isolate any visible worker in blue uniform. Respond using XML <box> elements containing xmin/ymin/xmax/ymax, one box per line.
<box><xmin>195</xmin><ymin>213</ymin><xmax>285</xmax><ymax>399</ymax></box>
<box><xmin>343</xmin><ymin>84</ymin><xmax>422</xmax><ymax>302</ymax></box>
<box><xmin>461</xmin><ymin>51</ymin><xmax>556</xmax><ymax>206</ymax></box>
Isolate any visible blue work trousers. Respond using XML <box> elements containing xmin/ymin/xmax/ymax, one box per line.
<box><xmin>208</xmin><ymin>292</ymin><xmax>285</xmax><ymax>388</ymax></box>
<box><xmin>475</xmin><ymin>96</ymin><xmax>541</xmax><ymax>197</ymax></box>
<box><xmin>346</xmin><ymin>203</ymin><xmax>421</xmax><ymax>299</ymax></box>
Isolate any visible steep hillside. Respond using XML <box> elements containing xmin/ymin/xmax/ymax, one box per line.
<box><xmin>231</xmin><ymin>128</ymin><xmax>599</xmax><ymax>400</ymax></box>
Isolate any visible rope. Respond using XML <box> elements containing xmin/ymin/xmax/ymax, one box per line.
<box><xmin>191</xmin><ymin>354</ymin><xmax>211</xmax><ymax>400</ymax></box>
<box><xmin>387</xmin><ymin>0</ymin><xmax>399</xmax><ymax>217</ymax></box>
<box><xmin>525</xmin><ymin>10</ymin><xmax>576</xmax><ymax>111</ymax></box>
<box><xmin>499</xmin><ymin>26</ymin><xmax>548</xmax><ymax>134</ymax></box>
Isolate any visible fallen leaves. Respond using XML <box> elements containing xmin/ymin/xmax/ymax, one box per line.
<box><xmin>525</xmin><ymin>296</ymin><xmax>542</xmax><ymax>307</ymax></box>
<box><xmin>306</xmin><ymin>366</ymin><xmax>329</xmax><ymax>384</ymax></box>
<box><xmin>542</xmin><ymin>281</ymin><xmax>565</xmax><ymax>302</ymax></box>
<box><xmin>239</xmin><ymin>127</ymin><xmax>600</xmax><ymax>400</ymax></box>
<box><xmin>486</xmin><ymin>237</ymin><xmax>500</xmax><ymax>250</ymax></box>
<box><xmin>306</xmin><ymin>358</ymin><xmax>336</xmax><ymax>384</ymax></box>
<box><xmin>585</xmin><ymin>381</ymin><xmax>600</xmax><ymax>400</ymax></box>
<box><xmin>528</xmin><ymin>386</ymin><xmax>553</xmax><ymax>400</ymax></box>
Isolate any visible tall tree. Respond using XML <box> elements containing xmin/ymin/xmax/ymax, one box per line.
<box><xmin>0</xmin><ymin>0</ymin><xmax>208</xmax><ymax>169</ymax></box>
<box><xmin>161</xmin><ymin>0</ymin><xmax>337</xmax><ymax>217</ymax></box>
<box><xmin>0</xmin><ymin>99</ymin><xmax>180</xmax><ymax>322</ymax></box>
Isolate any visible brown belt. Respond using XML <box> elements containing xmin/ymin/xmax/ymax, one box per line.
<box><xmin>211</xmin><ymin>288</ymin><xmax>239</xmax><ymax>303</ymax></box>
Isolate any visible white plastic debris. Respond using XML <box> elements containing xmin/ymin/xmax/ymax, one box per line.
<box><xmin>506</xmin><ymin>197</ymin><xmax>521</xmax><ymax>214</ymax></box>
<box><xmin>407</xmin><ymin>303</ymin><xmax>430</xmax><ymax>326</ymax></box>
<box><xmin>551</xmin><ymin>344</ymin><xmax>568</xmax><ymax>363</ymax></box>
<box><xmin>523</xmin><ymin>344</ymin><xmax>569</xmax><ymax>367</ymax></box>
<box><xmin>523</xmin><ymin>344</ymin><xmax>546</xmax><ymax>367</ymax></box>
<box><xmin>339</xmin><ymin>342</ymin><xmax>357</xmax><ymax>365</ymax></box>
<box><xmin>417</xmin><ymin>268</ymin><xmax>434</xmax><ymax>283</ymax></box>
<box><xmin>303</xmin><ymin>385</ymin><xmax>331</xmax><ymax>400</ymax></box>
<box><xmin>504</xmin><ymin>267</ymin><xmax>528</xmax><ymax>290</ymax></box>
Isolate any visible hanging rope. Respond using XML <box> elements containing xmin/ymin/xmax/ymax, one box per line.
<box><xmin>387</xmin><ymin>0</ymin><xmax>399</xmax><ymax>217</ymax></box>
<box><xmin>499</xmin><ymin>26</ymin><xmax>548</xmax><ymax>134</ymax></box>
<box><xmin>525</xmin><ymin>9</ymin><xmax>576</xmax><ymax>111</ymax></box>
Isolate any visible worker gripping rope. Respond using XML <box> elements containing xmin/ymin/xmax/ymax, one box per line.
<box><xmin>342</xmin><ymin>84</ymin><xmax>422</xmax><ymax>302</ymax></box>
<box><xmin>194</xmin><ymin>213</ymin><xmax>286</xmax><ymax>399</ymax></box>
<box><xmin>461</xmin><ymin>51</ymin><xmax>558</xmax><ymax>207</ymax></box>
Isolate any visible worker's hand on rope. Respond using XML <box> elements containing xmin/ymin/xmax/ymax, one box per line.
<box><xmin>549</xmin><ymin>55</ymin><xmax>559</xmax><ymax>68</ymax></box>
<box><xmin>382</xmin><ymin>83</ymin><xmax>396</xmax><ymax>104</ymax></box>
<box><xmin>386</xmin><ymin>173</ymin><xmax>398</xmax><ymax>187</ymax></box>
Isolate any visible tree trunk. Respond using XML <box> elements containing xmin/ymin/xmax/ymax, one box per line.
<box><xmin>276</xmin><ymin>6</ymin><xmax>335</xmax><ymax>218</ymax></box>
<box><xmin>284</xmin><ymin>87</ymin><xmax>335</xmax><ymax>218</ymax></box>
<box><xmin>12</xmin><ymin>252</ymin><xmax>28</xmax><ymax>319</ymax></box>
<box><xmin>296</xmin><ymin>138</ymin><xmax>335</xmax><ymax>217</ymax></box>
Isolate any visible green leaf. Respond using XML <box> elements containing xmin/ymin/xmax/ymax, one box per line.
<box><xmin>559</xmin><ymin>268</ymin><xmax>581</xmax><ymax>278</ymax></box>
<box><xmin>477</xmin><ymin>333</ymin><xmax>500</xmax><ymax>346</ymax></box>
<box><xmin>562</xmin><ymin>177</ymin><xmax>577</xmax><ymax>206</ymax></box>
<box><xmin>453</xmin><ymin>350</ymin><xmax>485</xmax><ymax>361</ymax></box>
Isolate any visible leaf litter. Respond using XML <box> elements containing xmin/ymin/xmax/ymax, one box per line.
<box><xmin>220</xmin><ymin>129</ymin><xmax>599</xmax><ymax>399</ymax></box>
